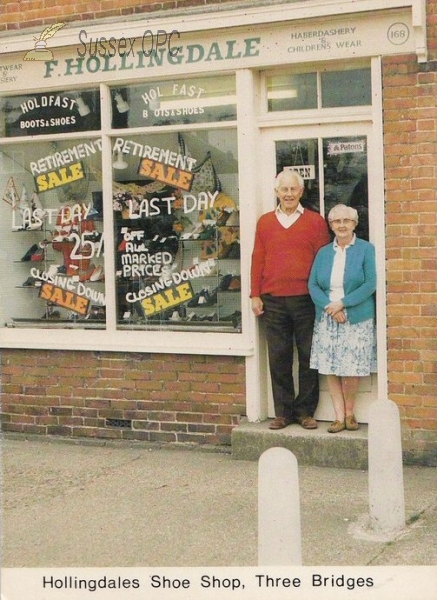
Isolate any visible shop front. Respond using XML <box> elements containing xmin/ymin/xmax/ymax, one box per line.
<box><xmin>0</xmin><ymin>1</ymin><xmax>427</xmax><ymax>440</ymax></box>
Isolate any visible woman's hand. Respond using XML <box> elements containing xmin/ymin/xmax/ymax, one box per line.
<box><xmin>332</xmin><ymin>309</ymin><xmax>347</xmax><ymax>324</ymax></box>
<box><xmin>324</xmin><ymin>300</ymin><xmax>345</xmax><ymax>317</ymax></box>
<box><xmin>251</xmin><ymin>297</ymin><xmax>264</xmax><ymax>316</ymax></box>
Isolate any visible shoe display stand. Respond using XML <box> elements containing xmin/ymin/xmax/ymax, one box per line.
<box><xmin>116</xmin><ymin>209</ymin><xmax>242</xmax><ymax>333</ymax></box>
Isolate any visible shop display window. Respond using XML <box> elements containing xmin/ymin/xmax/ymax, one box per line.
<box><xmin>0</xmin><ymin>138</ymin><xmax>105</xmax><ymax>328</ymax></box>
<box><xmin>0</xmin><ymin>78</ymin><xmax>241</xmax><ymax>334</ymax></box>
<box><xmin>112</xmin><ymin>129</ymin><xmax>241</xmax><ymax>332</ymax></box>
<box><xmin>111</xmin><ymin>75</ymin><xmax>236</xmax><ymax>128</ymax></box>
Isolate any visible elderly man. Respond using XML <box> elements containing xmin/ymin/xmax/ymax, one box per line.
<box><xmin>251</xmin><ymin>170</ymin><xmax>330</xmax><ymax>429</ymax></box>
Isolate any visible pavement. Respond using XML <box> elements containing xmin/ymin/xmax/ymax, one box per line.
<box><xmin>2</xmin><ymin>434</ymin><xmax>437</xmax><ymax>570</ymax></box>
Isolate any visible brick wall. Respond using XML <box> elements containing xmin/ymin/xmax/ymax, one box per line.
<box><xmin>1</xmin><ymin>0</ymin><xmax>237</xmax><ymax>31</ymax></box>
<box><xmin>383</xmin><ymin>46</ymin><xmax>437</xmax><ymax>462</ymax></box>
<box><xmin>1</xmin><ymin>350</ymin><xmax>246</xmax><ymax>445</ymax></box>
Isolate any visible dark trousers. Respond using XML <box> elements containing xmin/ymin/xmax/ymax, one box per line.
<box><xmin>261</xmin><ymin>294</ymin><xmax>319</xmax><ymax>420</ymax></box>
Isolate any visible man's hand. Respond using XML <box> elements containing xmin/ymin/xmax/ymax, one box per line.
<box><xmin>251</xmin><ymin>297</ymin><xmax>264</xmax><ymax>316</ymax></box>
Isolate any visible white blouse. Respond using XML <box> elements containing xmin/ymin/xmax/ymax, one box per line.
<box><xmin>329</xmin><ymin>235</ymin><xmax>356</xmax><ymax>301</ymax></box>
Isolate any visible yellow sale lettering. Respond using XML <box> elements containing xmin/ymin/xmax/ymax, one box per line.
<box><xmin>39</xmin><ymin>282</ymin><xmax>90</xmax><ymax>315</ymax></box>
<box><xmin>141</xmin><ymin>282</ymin><xmax>193</xmax><ymax>316</ymax></box>
<box><xmin>35</xmin><ymin>161</ymin><xmax>85</xmax><ymax>192</ymax></box>
<box><xmin>139</xmin><ymin>158</ymin><xmax>194</xmax><ymax>191</ymax></box>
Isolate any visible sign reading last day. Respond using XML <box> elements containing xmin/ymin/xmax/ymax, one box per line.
<box><xmin>39</xmin><ymin>282</ymin><xmax>90</xmax><ymax>315</ymax></box>
<box><xmin>141</xmin><ymin>282</ymin><xmax>194</xmax><ymax>316</ymax></box>
<box><xmin>34</xmin><ymin>161</ymin><xmax>85</xmax><ymax>193</ymax></box>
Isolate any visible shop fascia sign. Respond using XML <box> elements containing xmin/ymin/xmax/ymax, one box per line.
<box><xmin>0</xmin><ymin>9</ymin><xmax>416</xmax><ymax>91</ymax></box>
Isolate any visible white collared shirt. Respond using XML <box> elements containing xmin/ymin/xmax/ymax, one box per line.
<box><xmin>275</xmin><ymin>203</ymin><xmax>304</xmax><ymax>228</ymax></box>
<box><xmin>329</xmin><ymin>234</ymin><xmax>356</xmax><ymax>301</ymax></box>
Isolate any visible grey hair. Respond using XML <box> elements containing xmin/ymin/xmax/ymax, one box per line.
<box><xmin>274</xmin><ymin>169</ymin><xmax>304</xmax><ymax>191</ymax></box>
<box><xmin>328</xmin><ymin>204</ymin><xmax>359</xmax><ymax>223</ymax></box>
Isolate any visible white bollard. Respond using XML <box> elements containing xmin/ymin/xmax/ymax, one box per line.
<box><xmin>258</xmin><ymin>447</ymin><xmax>302</xmax><ymax>565</ymax></box>
<box><xmin>368</xmin><ymin>399</ymin><xmax>406</xmax><ymax>536</ymax></box>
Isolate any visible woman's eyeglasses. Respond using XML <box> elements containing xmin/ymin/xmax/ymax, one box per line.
<box><xmin>329</xmin><ymin>218</ymin><xmax>355</xmax><ymax>225</ymax></box>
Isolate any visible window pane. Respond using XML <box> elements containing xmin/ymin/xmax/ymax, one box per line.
<box><xmin>0</xmin><ymin>89</ymin><xmax>101</xmax><ymax>137</ymax></box>
<box><xmin>323</xmin><ymin>136</ymin><xmax>369</xmax><ymax>239</ymax></box>
<box><xmin>112</xmin><ymin>130</ymin><xmax>241</xmax><ymax>331</ymax></box>
<box><xmin>111</xmin><ymin>75</ymin><xmax>236</xmax><ymax>128</ymax></box>
<box><xmin>267</xmin><ymin>72</ymin><xmax>317</xmax><ymax>112</ymax></box>
<box><xmin>0</xmin><ymin>139</ymin><xmax>105</xmax><ymax>327</ymax></box>
<box><xmin>321</xmin><ymin>69</ymin><xmax>371</xmax><ymax>107</ymax></box>
<box><xmin>275</xmin><ymin>138</ymin><xmax>320</xmax><ymax>211</ymax></box>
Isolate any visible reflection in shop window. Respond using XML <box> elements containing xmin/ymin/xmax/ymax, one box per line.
<box><xmin>0</xmin><ymin>139</ymin><xmax>105</xmax><ymax>327</ymax></box>
<box><xmin>266</xmin><ymin>72</ymin><xmax>317</xmax><ymax>112</ymax></box>
<box><xmin>321</xmin><ymin>69</ymin><xmax>371</xmax><ymax>107</ymax></box>
<box><xmin>323</xmin><ymin>137</ymin><xmax>369</xmax><ymax>240</ymax></box>
<box><xmin>112</xmin><ymin>130</ymin><xmax>241</xmax><ymax>332</ymax></box>
<box><xmin>275</xmin><ymin>138</ymin><xmax>320</xmax><ymax>212</ymax></box>
<box><xmin>111</xmin><ymin>75</ymin><xmax>236</xmax><ymax>128</ymax></box>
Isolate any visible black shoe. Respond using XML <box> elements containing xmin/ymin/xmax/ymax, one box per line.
<box><xmin>21</xmin><ymin>243</ymin><xmax>39</xmax><ymax>261</ymax></box>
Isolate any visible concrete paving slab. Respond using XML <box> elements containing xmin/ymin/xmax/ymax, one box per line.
<box><xmin>1</xmin><ymin>436</ymin><xmax>436</xmax><ymax>568</ymax></box>
<box><xmin>232</xmin><ymin>419</ymin><xmax>368</xmax><ymax>469</ymax></box>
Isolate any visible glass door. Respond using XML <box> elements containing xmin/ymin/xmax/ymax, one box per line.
<box><xmin>274</xmin><ymin>135</ymin><xmax>369</xmax><ymax>239</ymax></box>
<box><xmin>260</xmin><ymin>125</ymin><xmax>377</xmax><ymax>422</ymax></box>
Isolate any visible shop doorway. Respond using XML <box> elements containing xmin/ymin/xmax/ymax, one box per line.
<box><xmin>259</xmin><ymin>124</ymin><xmax>378</xmax><ymax>422</ymax></box>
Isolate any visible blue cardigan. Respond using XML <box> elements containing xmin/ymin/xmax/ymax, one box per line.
<box><xmin>308</xmin><ymin>237</ymin><xmax>376</xmax><ymax>324</ymax></box>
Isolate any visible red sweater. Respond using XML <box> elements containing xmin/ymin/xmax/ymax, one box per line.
<box><xmin>251</xmin><ymin>209</ymin><xmax>330</xmax><ymax>297</ymax></box>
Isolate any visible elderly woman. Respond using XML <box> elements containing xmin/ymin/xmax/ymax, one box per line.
<box><xmin>308</xmin><ymin>204</ymin><xmax>377</xmax><ymax>433</ymax></box>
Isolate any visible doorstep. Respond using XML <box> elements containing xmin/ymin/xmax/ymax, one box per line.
<box><xmin>231</xmin><ymin>418</ymin><xmax>368</xmax><ymax>470</ymax></box>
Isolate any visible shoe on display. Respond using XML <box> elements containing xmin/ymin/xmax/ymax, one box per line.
<box><xmin>221</xmin><ymin>310</ymin><xmax>242</xmax><ymax>328</ymax></box>
<box><xmin>187</xmin><ymin>288</ymin><xmax>216</xmax><ymax>307</ymax></box>
<box><xmin>30</xmin><ymin>247</ymin><xmax>44</xmax><ymax>261</ymax></box>
<box><xmin>226</xmin><ymin>210</ymin><xmax>239</xmax><ymax>226</ymax></box>
<box><xmin>197</xmin><ymin>225</ymin><xmax>216</xmax><ymax>240</ymax></box>
<box><xmin>88</xmin><ymin>305</ymin><xmax>106</xmax><ymax>320</ymax></box>
<box><xmin>78</xmin><ymin>263</ymin><xmax>96</xmax><ymax>282</ymax></box>
<box><xmin>219</xmin><ymin>240</ymin><xmax>240</xmax><ymax>259</ymax></box>
<box><xmin>87</xmin><ymin>191</ymin><xmax>103</xmax><ymax>220</ymax></box>
<box><xmin>22</xmin><ymin>276</ymin><xmax>38</xmax><ymax>287</ymax></box>
<box><xmin>218</xmin><ymin>273</ymin><xmax>233</xmax><ymax>291</ymax></box>
<box><xmin>21</xmin><ymin>243</ymin><xmax>39</xmax><ymax>261</ymax></box>
<box><xmin>52</xmin><ymin>225</ymin><xmax>72</xmax><ymax>242</ymax></box>
<box><xmin>216</xmin><ymin>209</ymin><xmax>234</xmax><ymax>226</ymax></box>
<box><xmin>89</xmin><ymin>265</ymin><xmax>104</xmax><ymax>282</ymax></box>
<box><xmin>227</xmin><ymin>276</ymin><xmax>241</xmax><ymax>291</ymax></box>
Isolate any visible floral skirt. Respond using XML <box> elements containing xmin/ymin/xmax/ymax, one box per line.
<box><xmin>310</xmin><ymin>312</ymin><xmax>377</xmax><ymax>376</ymax></box>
